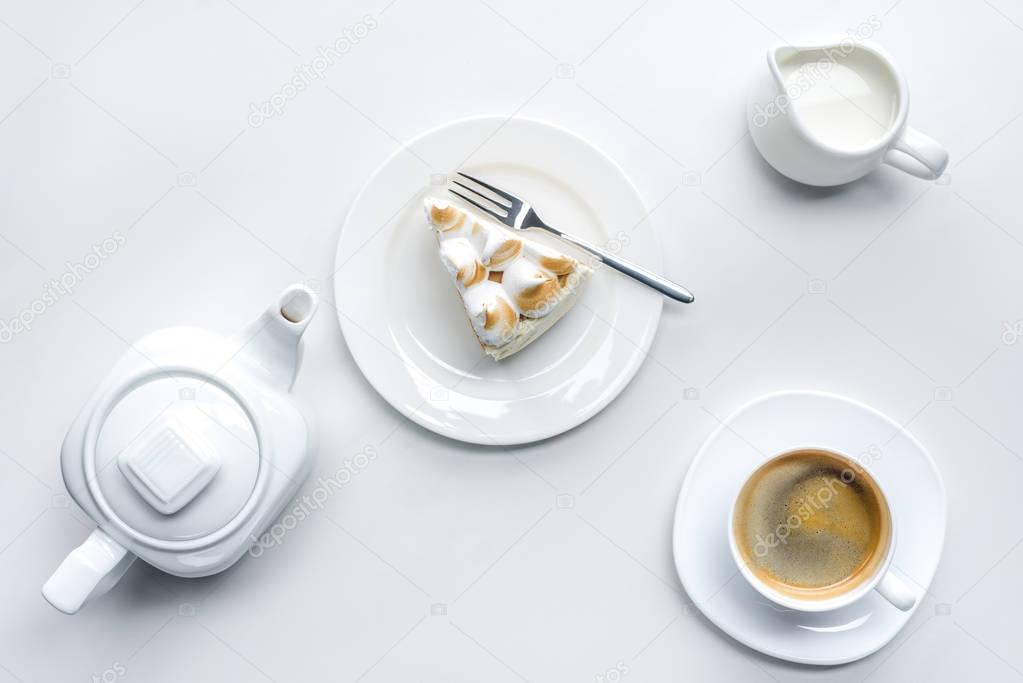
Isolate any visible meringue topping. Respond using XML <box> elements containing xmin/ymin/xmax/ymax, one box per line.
<box><xmin>438</xmin><ymin>239</ymin><xmax>486</xmax><ymax>288</ymax></box>
<box><xmin>461</xmin><ymin>261</ymin><xmax>486</xmax><ymax>287</ymax></box>
<box><xmin>484</xmin><ymin>296</ymin><xmax>518</xmax><ymax>335</ymax></box>
<box><xmin>522</xmin><ymin>241</ymin><xmax>579</xmax><ymax>273</ymax></box>
<box><xmin>484</xmin><ymin>236</ymin><xmax>522</xmax><ymax>268</ymax></box>
<box><xmin>430</xmin><ymin>203</ymin><xmax>464</xmax><ymax>231</ymax></box>
<box><xmin>538</xmin><ymin>255</ymin><xmax>576</xmax><ymax>276</ymax></box>
<box><xmin>462</xmin><ymin>281</ymin><xmax>516</xmax><ymax>346</ymax></box>
<box><xmin>425</xmin><ymin>197</ymin><xmax>593</xmax><ymax>359</ymax></box>
<box><xmin>502</xmin><ymin>259</ymin><xmax>561</xmax><ymax>318</ymax></box>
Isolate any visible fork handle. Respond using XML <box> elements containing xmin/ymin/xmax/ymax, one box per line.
<box><xmin>539</xmin><ymin>227</ymin><xmax>695</xmax><ymax>303</ymax></box>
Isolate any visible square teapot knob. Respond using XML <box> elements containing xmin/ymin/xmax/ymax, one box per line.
<box><xmin>117</xmin><ymin>414</ymin><xmax>221</xmax><ymax>515</ymax></box>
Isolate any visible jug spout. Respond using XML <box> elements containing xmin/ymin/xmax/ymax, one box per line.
<box><xmin>241</xmin><ymin>284</ymin><xmax>319</xmax><ymax>390</ymax></box>
<box><xmin>766</xmin><ymin>44</ymin><xmax>817</xmax><ymax>88</ymax></box>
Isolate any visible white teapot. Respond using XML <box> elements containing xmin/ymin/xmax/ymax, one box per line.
<box><xmin>42</xmin><ymin>284</ymin><xmax>318</xmax><ymax>613</ymax></box>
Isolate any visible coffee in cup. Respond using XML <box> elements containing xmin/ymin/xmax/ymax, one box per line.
<box><xmin>731</xmin><ymin>448</ymin><xmax>893</xmax><ymax>604</ymax></box>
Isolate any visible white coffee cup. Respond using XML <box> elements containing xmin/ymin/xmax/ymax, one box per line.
<box><xmin>728</xmin><ymin>446</ymin><xmax>919</xmax><ymax>613</ymax></box>
<box><xmin>747</xmin><ymin>39</ymin><xmax>949</xmax><ymax>186</ymax></box>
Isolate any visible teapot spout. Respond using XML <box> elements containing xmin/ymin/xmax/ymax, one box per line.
<box><xmin>240</xmin><ymin>284</ymin><xmax>318</xmax><ymax>390</ymax></box>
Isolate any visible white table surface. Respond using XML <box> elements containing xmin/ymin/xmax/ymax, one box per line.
<box><xmin>2</xmin><ymin>0</ymin><xmax>1022</xmax><ymax>681</ymax></box>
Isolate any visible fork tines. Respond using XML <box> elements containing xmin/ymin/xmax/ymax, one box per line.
<box><xmin>448</xmin><ymin>171</ymin><xmax>515</xmax><ymax>221</ymax></box>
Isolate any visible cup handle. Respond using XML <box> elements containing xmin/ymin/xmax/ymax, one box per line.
<box><xmin>883</xmin><ymin>126</ymin><xmax>949</xmax><ymax>180</ymax></box>
<box><xmin>42</xmin><ymin>528</ymin><xmax>135</xmax><ymax>614</ymax></box>
<box><xmin>875</xmin><ymin>568</ymin><xmax>918</xmax><ymax>611</ymax></box>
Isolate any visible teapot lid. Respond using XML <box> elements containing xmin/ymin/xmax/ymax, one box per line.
<box><xmin>83</xmin><ymin>366</ymin><xmax>270</xmax><ymax>550</ymax></box>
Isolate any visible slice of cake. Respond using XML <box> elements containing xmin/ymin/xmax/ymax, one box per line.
<box><xmin>424</xmin><ymin>197</ymin><xmax>593</xmax><ymax>360</ymax></box>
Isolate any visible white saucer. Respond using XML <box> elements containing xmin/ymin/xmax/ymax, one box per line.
<box><xmin>334</xmin><ymin>117</ymin><xmax>663</xmax><ymax>445</ymax></box>
<box><xmin>672</xmin><ymin>391</ymin><xmax>946</xmax><ymax>665</ymax></box>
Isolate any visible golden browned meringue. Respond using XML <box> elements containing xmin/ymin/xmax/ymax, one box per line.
<box><xmin>487</xmin><ymin>238</ymin><xmax>522</xmax><ymax>268</ymax></box>
<box><xmin>458</xmin><ymin>260</ymin><xmax>486</xmax><ymax>287</ymax></box>
<box><xmin>538</xmin><ymin>254</ymin><xmax>576</xmax><ymax>276</ymax></box>
<box><xmin>516</xmin><ymin>272</ymin><xmax>561</xmax><ymax>316</ymax></box>
<box><xmin>430</xmin><ymin>203</ymin><xmax>465</xmax><ymax>232</ymax></box>
<box><xmin>484</xmin><ymin>296</ymin><xmax>517</xmax><ymax>335</ymax></box>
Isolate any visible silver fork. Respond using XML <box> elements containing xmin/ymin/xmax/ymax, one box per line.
<box><xmin>449</xmin><ymin>172</ymin><xmax>695</xmax><ymax>303</ymax></box>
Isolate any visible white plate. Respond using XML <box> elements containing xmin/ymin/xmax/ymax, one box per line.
<box><xmin>672</xmin><ymin>391</ymin><xmax>946</xmax><ymax>665</ymax></box>
<box><xmin>333</xmin><ymin>117</ymin><xmax>663</xmax><ymax>445</ymax></box>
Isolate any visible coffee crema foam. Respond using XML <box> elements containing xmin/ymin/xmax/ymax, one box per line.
<box><xmin>732</xmin><ymin>449</ymin><xmax>891</xmax><ymax>600</ymax></box>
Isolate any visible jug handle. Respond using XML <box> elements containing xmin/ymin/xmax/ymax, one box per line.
<box><xmin>42</xmin><ymin>528</ymin><xmax>135</xmax><ymax>614</ymax></box>
<box><xmin>884</xmin><ymin>126</ymin><xmax>949</xmax><ymax>180</ymax></box>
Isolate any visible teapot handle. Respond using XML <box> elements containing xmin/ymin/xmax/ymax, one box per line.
<box><xmin>42</xmin><ymin>528</ymin><xmax>135</xmax><ymax>614</ymax></box>
<box><xmin>884</xmin><ymin>126</ymin><xmax>949</xmax><ymax>180</ymax></box>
